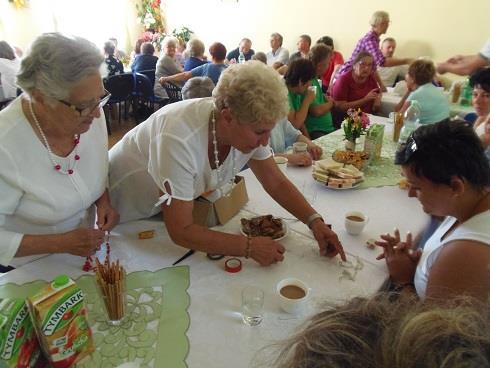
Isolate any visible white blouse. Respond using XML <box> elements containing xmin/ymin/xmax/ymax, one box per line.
<box><xmin>0</xmin><ymin>98</ymin><xmax>108</xmax><ymax>266</ymax></box>
<box><xmin>109</xmin><ymin>98</ymin><xmax>271</xmax><ymax>223</ymax></box>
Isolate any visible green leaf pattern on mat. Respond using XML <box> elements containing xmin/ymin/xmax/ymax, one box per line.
<box><xmin>315</xmin><ymin>130</ymin><xmax>403</xmax><ymax>188</ymax></box>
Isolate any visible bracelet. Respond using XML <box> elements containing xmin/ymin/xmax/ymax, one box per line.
<box><xmin>393</xmin><ymin>282</ymin><xmax>415</xmax><ymax>292</ymax></box>
<box><xmin>306</xmin><ymin>213</ymin><xmax>324</xmax><ymax>229</ymax></box>
<box><xmin>245</xmin><ymin>236</ymin><xmax>252</xmax><ymax>259</ymax></box>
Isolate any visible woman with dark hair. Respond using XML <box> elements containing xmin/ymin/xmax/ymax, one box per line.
<box><xmin>470</xmin><ymin>67</ymin><xmax>490</xmax><ymax>144</ymax></box>
<box><xmin>376</xmin><ymin>120</ymin><xmax>490</xmax><ymax>301</ymax></box>
<box><xmin>284</xmin><ymin>58</ymin><xmax>316</xmax><ymax>137</ymax></box>
<box><xmin>331</xmin><ymin>51</ymin><xmax>381</xmax><ymax>114</ymax></box>
<box><xmin>160</xmin><ymin>42</ymin><xmax>227</xmax><ymax>85</ymax></box>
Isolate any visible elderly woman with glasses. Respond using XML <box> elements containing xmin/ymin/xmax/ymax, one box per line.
<box><xmin>0</xmin><ymin>33</ymin><xmax>119</xmax><ymax>268</ymax></box>
<box><xmin>109</xmin><ymin>61</ymin><xmax>345</xmax><ymax>266</ymax></box>
<box><xmin>376</xmin><ymin>120</ymin><xmax>490</xmax><ymax>301</ymax></box>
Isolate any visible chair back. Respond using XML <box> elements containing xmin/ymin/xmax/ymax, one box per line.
<box><xmin>163</xmin><ymin>82</ymin><xmax>182</xmax><ymax>103</ymax></box>
<box><xmin>138</xmin><ymin>69</ymin><xmax>156</xmax><ymax>87</ymax></box>
<box><xmin>104</xmin><ymin>73</ymin><xmax>134</xmax><ymax>102</ymax></box>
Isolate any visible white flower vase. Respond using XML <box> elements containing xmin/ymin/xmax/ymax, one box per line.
<box><xmin>345</xmin><ymin>140</ymin><xmax>356</xmax><ymax>151</ymax></box>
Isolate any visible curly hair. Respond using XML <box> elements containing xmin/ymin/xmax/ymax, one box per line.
<box><xmin>258</xmin><ymin>294</ymin><xmax>490</xmax><ymax>368</ymax></box>
<box><xmin>213</xmin><ymin>61</ymin><xmax>288</xmax><ymax>125</ymax></box>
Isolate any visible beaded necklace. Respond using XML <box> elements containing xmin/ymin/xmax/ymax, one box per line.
<box><xmin>29</xmin><ymin>101</ymin><xmax>80</xmax><ymax>175</ymax></box>
<box><xmin>211</xmin><ymin>109</ymin><xmax>236</xmax><ymax>197</ymax></box>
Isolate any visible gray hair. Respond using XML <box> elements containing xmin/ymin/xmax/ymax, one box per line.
<box><xmin>182</xmin><ymin>76</ymin><xmax>215</xmax><ymax>99</ymax></box>
<box><xmin>16</xmin><ymin>33</ymin><xmax>104</xmax><ymax>100</ymax></box>
<box><xmin>370</xmin><ymin>10</ymin><xmax>390</xmax><ymax>26</ymax></box>
<box><xmin>161</xmin><ymin>36</ymin><xmax>178</xmax><ymax>50</ymax></box>
<box><xmin>270</xmin><ymin>32</ymin><xmax>283</xmax><ymax>46</ymax></box>
<box><xmin>213</xmin><ymin>61</ymin><xmax>288</xmax><ymax>125</ymax></box>
<box><xmin>0</xmin><ymin>41</ymin><xmax>16</xmax><ymax>60</ymax></box>
<box><xmin>187</xmin><ymin>38</ymin><xmax>205</xmax><ymax>58</ymax></box>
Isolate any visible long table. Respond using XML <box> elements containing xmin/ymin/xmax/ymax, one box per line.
<box><xmin>0</xmin><ymin>116</ymin><xmax>428</xmax><ymax>368</ymax></box>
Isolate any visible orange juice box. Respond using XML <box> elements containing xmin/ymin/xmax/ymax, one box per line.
<box><xmin>0</xmin><ymin>298</ymin><xmax>40</xmax><ymax>367</ymax></box>
<box><xmin>27</xmin><ymin>275</ymin><xmax>94</xmax><ymax>368</ymax></box>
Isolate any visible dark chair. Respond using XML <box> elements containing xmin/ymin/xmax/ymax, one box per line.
<box><xmin>163</xmin><ymin>82</ymin><xmax>182</xmax><ymax>104</ymax></box>
<box><xmin>138</xmin><ymin>69</ymin><xmax>156</xmax><ymax>87</ymax></box>
<box><xmin>133</xmin><ymin>73</ymin><xmax>166</xmax><ymax>123</ymax></box>
<box><xmin>103</xmin><ymin>73</ymin><xmax>134</xmax><ymax>134</ymax></box>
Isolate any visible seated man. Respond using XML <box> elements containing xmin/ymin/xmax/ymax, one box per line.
<box><xmin>377</xmin><ymin>37</ymin><xmax>408</xmax><ymax>87</ymax></box>
<box><xmin>316</xmin><ymin>36</ymin><xmax>344</xmax><ymax>91</ymax></box>
<box><xmin>289</xmin><ymin>34</ymin><xmax>311</xmax><ymax>63</ymax></box>
<box><xmin>226</xmin><ymin>38</ymin><xmax>254</xmax><ymax>63</ymax></box>
<box><xmin>269</xmin><ymin>118</ymin><xmax>323</xmax><ymax>167</ymax></box>
<box><xmin>267</xmin><ymin>32</ymin><xmax>290</xmax><ymax>66</ymax></box>
<box><xmin>395</xmin><ymin>59</ymin><xmax>449</xmax><ymax>124</ymax></box>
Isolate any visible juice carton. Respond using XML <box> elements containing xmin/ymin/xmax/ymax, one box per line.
<box><xmin>27</xmin><ymin>275</ymin><xmax>94</xmax><ymax>368</ymax></box>
<box><xmin>0</xmin><ymin>298</ymin><xmax>40</xmax><ymax>367</ymax></box>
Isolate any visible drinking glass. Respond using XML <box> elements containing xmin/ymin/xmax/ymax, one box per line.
<box><xmin>241</xmin><ymin>286</ymin><xmax>264</xmax><ymax>326</ymax></box>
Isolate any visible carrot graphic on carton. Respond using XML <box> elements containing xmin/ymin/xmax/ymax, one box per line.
<box><xmin>27</xmin><ymin>275</ymin><xmax>94</xmax><ymax>368</ymax></box>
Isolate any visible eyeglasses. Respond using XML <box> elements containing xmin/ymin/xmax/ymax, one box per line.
<box><xmin>58</xmin><ymin>89</ymin><xmax>111</xmax><ymax>117</ymax></box>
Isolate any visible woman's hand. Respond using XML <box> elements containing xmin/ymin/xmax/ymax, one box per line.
<box><xmin>61</xmin><ymin>228</ymin><xmax>106</xmax><ymax>257</ymax></box>
<box><xmin>249</xmin><ymin>237</ymin><xmax>286</xmax><ymax>266</ymax></box>
<box><xmin>307</xmin><ymin>143</ymin><xmax>322</xmax><ymax>160</ymax></box>
<box><xmin>159</xmin><ymin>76</ymin><xmax>169</xmax><ymax>85</ymax></box>
<box><xmin>376</xmin><ymin>230</ymin><xmax>421</xmax><ymax>285</ymax></box>
<box><xmin>311</xmin><ymin>220</ymin><xmax>346</xmax><ymax>261</ymax></box>
<box><xmin>365</xmin><ymin>88</ymin><xmax>380</xmax><ymax>101</ymax></box>
<box><xmin>286</xmin><ymin>153</ymin><xmax>313</xmax><ymax>166</ymax></box>
<box><xmin>95</xmin><ymin>191</ymin><xmax>120</xmax><ymax>231</ymax></box>
<box><xmin>304</xmin><ymin>87</ymin><xmax>316</xmax><ymax>104</ymax></box>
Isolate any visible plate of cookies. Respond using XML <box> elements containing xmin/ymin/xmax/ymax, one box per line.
<box><xmin>240</xmin><ymin>215</ymin><xmax>289</xmax><ymax>241</ymax></box>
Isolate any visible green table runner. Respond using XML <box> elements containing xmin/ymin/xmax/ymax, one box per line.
<box><xmin>0</xmin><ymin>266</ymin><xmax>190</xmax><ymax>368</ymax></box>
<box><xmin>314</xmin><ymin>130</ymin><xmax>403</xmax><ymax>189</ymax></box>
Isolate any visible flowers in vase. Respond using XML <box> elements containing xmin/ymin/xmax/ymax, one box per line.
<box><xmin>342</xmin><ymin>108</ymin><xmax>370</xmax><ymax>143</ymax></box>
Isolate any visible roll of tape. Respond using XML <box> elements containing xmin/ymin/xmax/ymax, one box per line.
<box><xmin>225</xmin><ymin>258</ymin><xmax>242</xmax><ymax>273</ymax></box>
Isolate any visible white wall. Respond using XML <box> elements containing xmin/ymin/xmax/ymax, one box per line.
<box><xmin>164</xmin><ymin>0</ymin><xmax>488</xmax><ymax>68</ymax></box>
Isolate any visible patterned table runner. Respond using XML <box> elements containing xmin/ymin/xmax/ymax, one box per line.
<box><xmin>314</xmin><ymin>128</ymin><xmax>403</xmax><ymax>189</ymax></box>
<box><xmin>0</xmin><ymin>266</ymin><xmax>190</xmax><ymax>368</ymax></box>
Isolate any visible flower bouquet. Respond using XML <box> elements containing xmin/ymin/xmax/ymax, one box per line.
<box><xmin>342</xmin><ymin>108</ymin><xmax>370</xmax><ymax>150</ymax></box>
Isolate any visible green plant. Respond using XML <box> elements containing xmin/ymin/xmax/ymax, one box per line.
<box><xmin>171</xmin><ymin>27</ymin><xmax>194</xmax><ymax>44</ymax></box>
<box><xmin>135</xmin><ymin>0</ymin><xmax>165</xmax><ymax>34</ymax></box>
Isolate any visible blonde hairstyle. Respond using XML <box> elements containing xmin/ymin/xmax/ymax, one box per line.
<box><xmin>370</xmin><ymin>10</ymin><xmax>390</xmax><ymax>26</ymax></box>
<box><xmin>259</xmin><ymin>294</ymin><xmax>490</xmax><ymax>368</ymax></box>
<box><xmin>187</xmin><ymin>38</ymin><xmax>205</xmax><ymax>58</ymax></box>
<box><xmin>213</xmin><ymin>61</ymin><xmax>288</xmax><ymax>125</ymax></box>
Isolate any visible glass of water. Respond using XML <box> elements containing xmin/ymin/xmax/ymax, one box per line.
<box><xmin>241</xmin><ymin>286</ymin><xmax>264</xmax><ymax>326</ymax></box>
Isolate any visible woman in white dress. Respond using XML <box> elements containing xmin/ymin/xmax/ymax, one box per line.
<box><xmin>376</xmin><ymin>121</ymin><xmax>490</xmax><ymax>300</ymax></box>
<box><xmin>0</xmin><ymin>33</ymin><xmax>119</xmax><ymax>267</ymax></box>
<box><xmin>109</xmin><ymin>61</ymin><xmax>345</xmax><ymax>266</ymax></box>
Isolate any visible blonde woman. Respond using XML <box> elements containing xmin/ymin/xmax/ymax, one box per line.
<box><xmin>109</xmin><ymin>61</ymin><xmax>345</xmax><ymax>266</ymax></box>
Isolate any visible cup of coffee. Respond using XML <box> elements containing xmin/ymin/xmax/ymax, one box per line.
<box><xmin>344</xmin><ymin>211</ymin><xmax>369</xmax><ymax>235</ymax></box>
<box><xmin>293</xmin><ymin>142</ymin><xmax>308</xmax><ymax>153</ymax></box>
<box><xmin>276</xmin><ymin>278</ymin><xmax>309</xmax><ymax>314</ymax></box>
<box><xmin>274</xmin><ymin>156</ymin><xmax>288</xmax><ymax>174</ymax></box>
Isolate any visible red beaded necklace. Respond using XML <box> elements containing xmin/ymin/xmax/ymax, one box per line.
<box><xmin>29</xmin><ymin>101</ymin><xmax>80</xmax><ymax>175</ymax></box>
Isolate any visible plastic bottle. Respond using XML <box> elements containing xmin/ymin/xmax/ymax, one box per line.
<box><xmin>238</xmin><ymin>51</ymin><xmax>245</xmax><ymax>64</ymax></box>
<box><xmin>398</xmin><ymin>100</ymin><xmax>421</xmax><ymax>145</ymax></box>
<box><xmin>459</xmin><ymin>78</ymin><xmax>472</xmax><ymax>106</ymax></box>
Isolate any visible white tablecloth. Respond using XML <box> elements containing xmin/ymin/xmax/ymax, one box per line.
<box><xmin>0</xmin><ymin>121</ymin><xmax>429</xmax><ymax>367</ymax></box>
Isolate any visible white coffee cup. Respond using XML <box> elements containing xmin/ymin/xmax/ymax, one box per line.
<box><xmin>276</xmin><ymin>278</ymin><xmax>310</xmax><ymax>314</ymax></box>
<box><xmin>344</xmin><ymin>211</ymin><xmax>369</xmax><ymax>235</ymax></box>
<box><xmin>274</xmin><ymin>156</ymin><xmax>288</xmax><ymax>174</ymax></box>
<box><xmin>293</xmin><ymin>142</ymin><xmax>308</xmax><ymax>153</ymax></box>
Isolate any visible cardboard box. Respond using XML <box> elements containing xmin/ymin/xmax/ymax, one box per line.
<box><xmin>0</xmin><ymin>298</ymin><xmax>40</xmax><ymax>367</ymax></box>
<box><xmin>193</xmin><ymin>176</ymin><xmax>248</xmax><ymax>227</ymax></box>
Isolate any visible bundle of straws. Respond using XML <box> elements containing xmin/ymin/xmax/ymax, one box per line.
<box><xmin>95</xmin><ymin>258</ymin><xmax>126</xmax><ymax>321</ymax></box>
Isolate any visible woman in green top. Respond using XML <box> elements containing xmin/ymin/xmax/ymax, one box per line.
<box><xmin>285</xmin><ymin>50</ymin><xmax>335</xmax><ymax>140</ymax></box>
